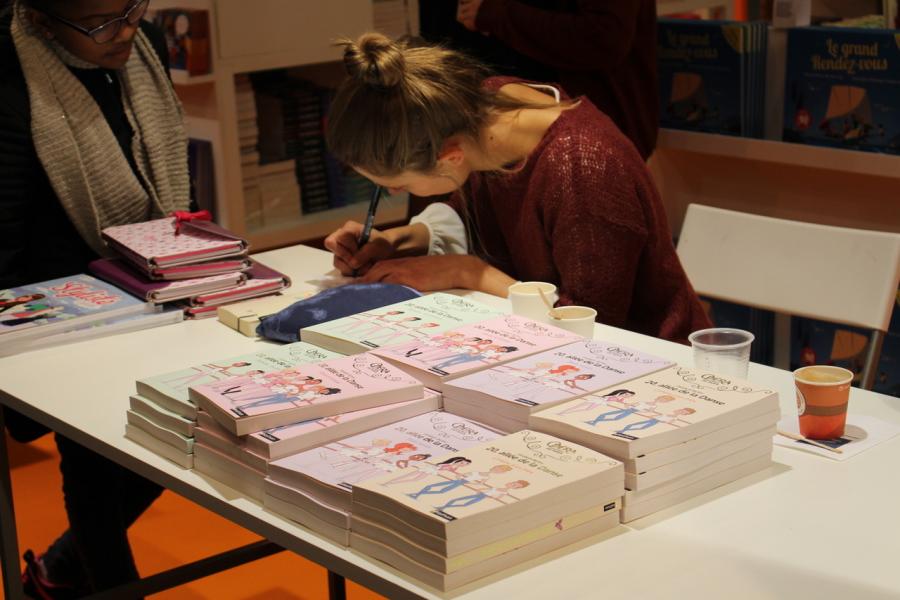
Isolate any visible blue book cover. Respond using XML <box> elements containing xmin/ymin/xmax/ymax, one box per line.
<box><xmin>658</xmin><ymin>19</ymin><xmax>747</xmax><ymax>136</ymax></box>
<box><xmin>783</xmin><ymin>27</ymin><xmax>900</xmax><ymax>154</ymax></box>
<box><xmin>0</xmin><ymin>274</ymin><xmax>149</xmax><ymax>342</ymax></box>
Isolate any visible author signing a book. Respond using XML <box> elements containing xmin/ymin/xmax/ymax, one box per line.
<box><xmin>1</xmin><ymin>0</ymin><xmax>189</xmax><ymax>595</ymax></box>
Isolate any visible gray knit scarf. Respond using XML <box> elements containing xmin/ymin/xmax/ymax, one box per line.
<box><xmin>11</xmin><ymin>1</ymin><xmax>189</xmax><ymax>256</ymax></box>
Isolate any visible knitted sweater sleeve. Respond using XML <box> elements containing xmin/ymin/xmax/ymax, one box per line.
<box><xmin>536</xmin><ymin>136</ymin><xmax>649</xmax><ymax>329</ymax></box>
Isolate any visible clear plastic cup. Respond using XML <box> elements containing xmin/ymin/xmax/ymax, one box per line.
<box><xmin>688</xmin><ymin>328</ymin><xmax>755</xmax><ymax>379</ymax></box>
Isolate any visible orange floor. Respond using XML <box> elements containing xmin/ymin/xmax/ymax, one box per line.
<box><xmin>1</xmin><ymin>433</ymin><xmax>386</xmax><ymax>599</ymax></box>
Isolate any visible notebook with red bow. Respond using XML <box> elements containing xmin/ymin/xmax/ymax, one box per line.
<box><xmin>101</xmin><ymin>214</ymin><xmax>249</xmax><ymax>277</ymax></box>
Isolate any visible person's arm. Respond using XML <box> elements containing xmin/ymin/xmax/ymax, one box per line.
<box><xmin>467</xmin><ymin>0</ymin><xmax>642</xmax><ymax>72</ymax></box>
<box><xmin>0</xmin><ymin>96</ymin><xmax>35</xmax><ymax>289</ymax></box>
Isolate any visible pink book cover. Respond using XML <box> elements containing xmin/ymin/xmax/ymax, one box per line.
<box><xmin>445</xmin><ymin>340</ymin><xmax>674</xmax><ymax>409</ymax></box>
<box><xmin>250</xmin><ymin>390</ymin><xmax>441</xmax><ymax>446</ymax></box>
<box><xmin>372</xmin><ymin>315</ymin><xmax>582</xmax><ymax>378</ymax></box>
<box><xmin>268</xmin><ymin>411</ymin><xmax>501</xmax><ymax>493</ymax></box>
<box><xmin>190</xmin><ymin>353</ymin><xmax>422</xmax><ymax>422</ymax></box>
<box><xmin>101</xmin><ymin>217</ymin><xmax>247</xmax><ymax>270</ymax></box>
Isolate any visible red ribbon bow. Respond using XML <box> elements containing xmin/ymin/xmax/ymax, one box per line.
<box><xmin>170</xmin><ymin>210</ymin><xmax>213</xmax><ymax>235</ymax></box>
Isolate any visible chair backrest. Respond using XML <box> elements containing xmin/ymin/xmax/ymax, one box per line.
<box><xmin>676</xmin><ymin>204</ymin><xmax>900</xmax><ymax>332</ymax></box>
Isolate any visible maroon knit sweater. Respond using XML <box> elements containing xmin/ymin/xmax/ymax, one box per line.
<box><xmin>447</xmin><ymin>77</ymin><xmax>710</xmax><ymax>344</ymax></box>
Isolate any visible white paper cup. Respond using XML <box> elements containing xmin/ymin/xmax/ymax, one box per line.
<box><xmin>508</xmin><ymin>281</ymin><xmax>559</xmax><ymax>323</ymax></box>
<box><xmin>688</xmin><ymin>328</ymin><xmax>754</xmax><ymax>379</ymax></box>
<box><xmin>548</xmin><ymin>306</ymin><xmax>597</xmax><ymax>338</ymax></box>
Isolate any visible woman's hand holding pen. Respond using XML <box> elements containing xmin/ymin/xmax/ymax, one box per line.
<box><xmin>324</xmin><ymin>220</ymin><xmax>396</xmax><ymax>276</ymax></box>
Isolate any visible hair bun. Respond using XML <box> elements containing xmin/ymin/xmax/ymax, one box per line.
<box><xmin>342</xmin><ymin>33</ymin><xmax>406</xmax><ymax>89</ymax></box>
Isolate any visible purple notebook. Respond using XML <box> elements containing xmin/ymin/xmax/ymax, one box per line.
<box><xmin>90</xmin><ymin>258</ymin><xmax>245</xmax><ymax>303</ymax></box>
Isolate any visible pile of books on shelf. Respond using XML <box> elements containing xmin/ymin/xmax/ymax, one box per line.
<box><xmin>0</xmin><ymin>274</ymin><xmax>179</xmax><ymax>357</ymax></box>
<box><xmin>236</xmin><ymin>74</ymin><xmax>264</xmax><ymax>229</ymax></box>
<box><xmin>530</xmin><ymin>365</ymin><xmax>779</xmax><ymax>522</ymax></box>
<box><xmin>252</xmin><ymin>73</ymin><xmax>378</xmax><ymax>214</ymax></box>
<box><xmin>90</xmin><ymin>215</ymin><xmax>290</xmax><ymax>319</ymax></box>
<box><xmin>782</xmin><ymin>25</ymin><xmax>900</xmax><ymax>155</ymax></box>
<box><xmin>657</xmin><ymin>18</ymin><xmax>768</xmax><ymax>138</ymax></box>
<box><xmin>126</xmin><ymin>342</ymin><xmax>340</xmax><ymax>469</ymax></box>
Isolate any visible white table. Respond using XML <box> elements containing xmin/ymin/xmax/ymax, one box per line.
<box><xmin>1</xmin><ymin>244</ymin><xmax>899</xmax><ymax>600</ymax></box>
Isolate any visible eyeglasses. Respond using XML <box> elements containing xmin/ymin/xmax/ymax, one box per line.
<box><xmin>45</xmin><ymin>0</ymin><xmax>150</xmax><ymax>45</ymax></box>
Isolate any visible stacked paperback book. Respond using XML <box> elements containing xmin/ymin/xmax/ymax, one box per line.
<box><xmin>92</xmin><ymin>216</ymin><xmax>290</xmax><ymax>318</ymax></box>
<box><xmin>127</xmin><ymin>342</ymin><xmax>340</xmax><ymax>468</ymax></box>
<box><xmin>299</xmin><ymin>292</ymin><xmax>504</xmax><ymax>354</ymax></box>
<box><xmin>0</xmin><ymin>274</ymin><xmax>179</xmax><ymax>357</ymax></box>
<box><xmin>442</xmin><ymin>340</ymin><xmax>674</xmax><ymax>432</ymax></box>
<box><xmin>530</xmin><ymin>366</ymin><xmax>779</xmax><ymax>522</ymax></box>
<box><xmin>264</xmin><ymin>410</ymin><xmax>492</xmax><ymax>545</ymax></box>
<box><xmin>372</xmin><ymin>314</ymin><xmax>583</xmax><ymax>390</ymax></box>
<box><xmin>657</xmin><ymin>19</ymin><xmax>768</xmax><ymax>138</ymax></box>
<box><xmin>350</xmin><ymin>429</ymin><xmax>624</xmax><ymax>591</ymax></box>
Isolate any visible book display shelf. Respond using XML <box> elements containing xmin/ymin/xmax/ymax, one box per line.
<box><xmin>650</xmin><ymin>1</ymin><xmax>900</xmax><ymax>236</ymax></box>
<box><xmin>156</xmin><ymin>0</ymin><xmax>417</xmax><ymax>251</ymax></box>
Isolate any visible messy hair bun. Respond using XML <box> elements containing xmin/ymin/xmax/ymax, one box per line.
<box><xmin>341</xmin><ymin>32</ymin><xmax>406</xmax><ymax>90</ymax></box>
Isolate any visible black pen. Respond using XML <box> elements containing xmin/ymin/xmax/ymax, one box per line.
<box><xmin>352</xmin><ymin>185</ymin><xmax>382</xmax><ymax>277</ymax></box>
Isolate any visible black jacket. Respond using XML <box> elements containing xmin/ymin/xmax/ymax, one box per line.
<box><xmin>0</xmin><ymin>6</ymin><xmax>170</xmax><ymax>289</ymax></box>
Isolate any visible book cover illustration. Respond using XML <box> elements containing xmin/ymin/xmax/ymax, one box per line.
<box><xmin>0</xmin><ymin>274</ymin><xmax>146</xmax><ymax>337</ymax></box>
<box><xmin>192</xmin><ymin>354</ymin><xmax>420</xmax><ymax>419</ymax></box>
<box><xmin>446</xmin><ymin>340</ymin><xmax>673</xmax><ymax>408</ymax></box>
<box><xmin>138</xmin><ymin>342</ymin><xmax>339</xmax><ymax>403</ymax></box>
<box><xmin>658</xmin><ymin>20</ymin><xmax>766</xmax><ymax>138</ymax></box>
<box><xmin>269</xmin><ymin>411</ymin><xmax>500</xmax><ymax>491</ymax></box>
<box><xmin>303</xmin><ymin>293</ymin><xmax>502</xmax><ymax>349</ymax></box>
<box><xmin>356</xmin><ymin>430</ymin><xmax>620</xmax><ymax>523</ymax></box>
<box><xmin>102</xmin><ymin>217</ymin><xmax>246</xmax><ymax>268</ymax></box>
<box><xmin>249</xmin><ymin>392</ymin><xmax>436</xmax><ymax>446</ymax></box>
<box><xmin>375</xmin><ymin>315</ymin><xmax>582</xmax><ymax>377</ymax></box>
<box><xmin>540</xmin><ymin>367</ymin><xmax>776</xmax><ymax>442</ymax></box>
<box><xmin>783</xmin><ymin>27</ymin><xmax>900</xmax><ymax>154</ymax></box>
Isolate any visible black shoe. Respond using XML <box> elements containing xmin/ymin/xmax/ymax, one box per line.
<box><xmin>21</xmin><ymin>549</ymin><xmax>82</xmax><ymax>600</ymax></box>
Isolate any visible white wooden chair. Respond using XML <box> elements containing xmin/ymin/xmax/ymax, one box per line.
<box><xmin>676</xmin><ymin>204</ymin><xmax>900</xmax><ymax>390</ymax></box>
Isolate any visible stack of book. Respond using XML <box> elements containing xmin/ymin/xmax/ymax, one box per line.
<box><xmin>529</xmin><ymin>366</ymin><xmax>779</xmax><ymax>522</ymax></box>
<box><xmin>265</xmin><ymin>411</ymin><xmax>499</xmax><ymax>546</ymax></box>
<box><xmin>371</xmin><ymin>314</ymin><xmax>583</xmax><ymax>391</ymax></box>
<box><xmin>350</xmin><ymin>429</ymin><xmax>624</xmax><ymax>591</ymax></box>
<box><xmin>300</xmin><ymin>292</ymin><xmax>504</xmax><ymax>355</ymax></box>
<box><xmin>126</xmin><ymin>342</ymin><xmax>340</xmax><ymax>468</ymax></box>
<box><xmin>1</xmin><ymin>274</ymin><xmax>178</xmax><ymax>357</ymax></box>
<box><xmin>191</xmin><ymin>391</ymin><xmax>442</xmax><ymax>502</ymax></box>
<box><xmin>658</xmin><ymin>19</ymin><xmax>768</xmax><ymax>138</ymax></box>
<box><xmin>258</xmin><ymin>159</ymin><xmax>302</xmax><ymax>225</ymax></box>
<box><xmin>442</xmin><ymin>340</ymin><xmax>674</xmax><ymax>432</ymax></box>
<box><xmin>236</xmin><ymin>74</ymin><xmax>264</xmax><ymax>228</ymax></box>
<box><xmin>92</xmin><ymin>216</ymin><xmax>290</xmax><ymax>318</ymax></box>
<box><xmin>782</xmin><ymin>26</ymin><xmax>900</xmax><ymax>155</ymax></box>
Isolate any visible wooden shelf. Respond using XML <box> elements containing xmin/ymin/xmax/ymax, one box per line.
<box><xmin>656</xmin><ymin>0</ymin><xmax>730</xmax><ymax>15</ymax></box>
<box><xmin>246</xmin><ymin>195</ymin><xmax>409</xmax><ymax>251</ymax></box>
<box><xmin>171</xmin><ymin>70</ymin><xmax>216</xmax><ymax>85</ymax></box>
<box><xmin>657</xmin><ymin>129</ymin><xmax>900</xmax><ymax>180</ymax></box>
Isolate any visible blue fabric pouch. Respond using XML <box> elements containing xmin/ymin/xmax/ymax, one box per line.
<box><xmin>256</xmin><ymin>283</ymin><xmax>421</xmax><ymax>343</ymax></box>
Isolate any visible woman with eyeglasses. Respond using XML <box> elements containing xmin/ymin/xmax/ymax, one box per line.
<box><xmin>1</xmin><ymin>0</ymin><xmax>189</xmax><ymax>596</ymax></box>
